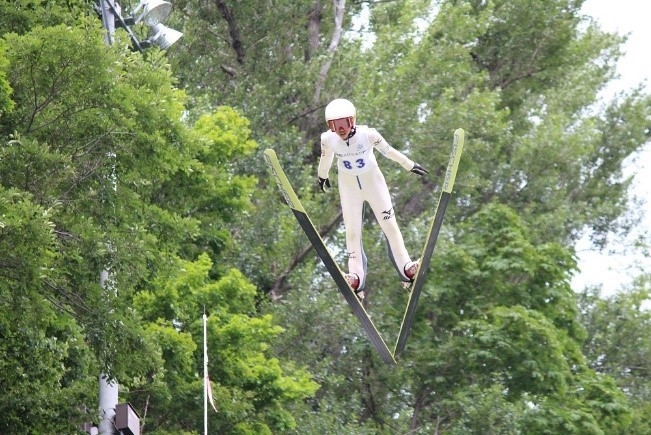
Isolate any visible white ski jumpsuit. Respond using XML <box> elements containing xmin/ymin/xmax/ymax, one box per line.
<box><xmin>318</xmin><ymin>125</ymin><xmax>416</xmax><ymax>290</ymax></box>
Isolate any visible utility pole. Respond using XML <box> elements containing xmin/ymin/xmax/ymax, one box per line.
<box><xmin>99</xmin><ymin>0</ymin><xmax>118</xmax><ymax>45</ymax></box>
<box><xmin>98</xmin><ymin>271</ymin><xmax>118</xmax><ymax>435</ymax></box>
<box><xmin>90</xmin><ymin>1</ymin><xmax>181</xmax><ymax>433</ymax></box>
<box><xmin>98</xmin><ymin>1</ymin><xmax>118</xmax><ymax>431</ymax></box>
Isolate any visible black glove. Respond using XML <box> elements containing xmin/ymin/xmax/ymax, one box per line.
<box><xmin>318</xmin><ymin>177</ymin><xmax>331</xmax><ymax>192</ymax></box>
<box><xmin>410</xmin><ymin>163</ymin><xmax>429</xmax><ymax>176</ymax></box>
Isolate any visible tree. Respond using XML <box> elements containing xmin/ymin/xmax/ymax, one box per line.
<box><xmin>164</xmin><ymin>0</ymin><xmax>649</xmax><ymax>431</ymax></box>
<box><xmin>1</xmin><ymin>0</ymin><xmax>650</xmax><ymax>432</ymax></box>
<box><xmin>0</xmin><ymin>188</ymin><xmax>95</xmax><ymax>433</ymax></box>
<box><xmin>0</xmin><ymin>10</ymin><xmax>314</xmax><ymax>432</ymax></box>
<box><xmin>578</xmin><ymin>280</ymin><xmax>651</xmax><ymax>434</ymax></box>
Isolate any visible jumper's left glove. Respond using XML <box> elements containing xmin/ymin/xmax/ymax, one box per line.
<box><xmin>410</xmin><ymin>163</ymin><xmax>429</xmax><ymax>176</ymax></box>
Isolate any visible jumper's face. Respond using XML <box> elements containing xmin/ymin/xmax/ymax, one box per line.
<box><xmin>328</xmin><ymin>117</ymin><xmax>354</xmax><ymax>140</ymax></box>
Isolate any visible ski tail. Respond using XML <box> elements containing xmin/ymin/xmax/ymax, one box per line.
<box><xmin>394</xmin><ymin>128</ymin><xmax>465</xmax><ymax>356</ymax></box>
<box><xmin>442</xmin><ymin>128</ymin><xmax>464</xmax><ymax>194</ymax></box>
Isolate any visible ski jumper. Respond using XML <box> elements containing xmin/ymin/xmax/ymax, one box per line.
<box><xmin>318</xmin><ymin>125</ymin><xmax>415</xmax><ymax>290</ymax></box>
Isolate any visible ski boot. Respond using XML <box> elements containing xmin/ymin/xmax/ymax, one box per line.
<box><xmin>345</xmin><ymin>273</ymin><xmax>365</xmax><ymax>300</ymax></box>
<box><xmin>402</xmin><ymin>259</ymin><xmax>420</xmax><ymax>289</ymax></box>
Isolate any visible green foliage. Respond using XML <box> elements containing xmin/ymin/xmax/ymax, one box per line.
<box><xmin>131</xmin><ymin>254</ymin><xmax>318</xmax><ymax>434</ymax></box>
<box><xmin>437</xmin><ymin>384</ymin><xmax>527</xmax><ymax>434</ymax></box>
<box><xmin>0</xmin><ymin>186</ymin><xmax>56</xmax><ymax>288</ymax></box>
<box><xmin>0</xmin><ymin>268</ymin><xmax>95</xmax><ymax>433</ymax></box>
<box><xmin>455</xmin><ymin>306</ymin><xmax>574</xmax><ymax>397</ymax></box>
<box><xmin>425</xmin><ymin>203</ymin><xmax>583</xmax><ymax>339</ymax></box>
<box><xmin>1</xmin><ymin>0</ymin><xmax>650</xmax><ymax>432</ymax></box>
<box><xmin>0</xmin><ymin>42</ymin><xmax>12</xmax><ymax>116</ymax></box>
<box><xmin>578</xmin><ymin>281</ymin><xmax>651</xmax><ymax>434</ymax></box>
<box><xmin>0</xmin><ymin>0</ymin><xmax>87</xmax><ymax>36</ymax></box>
<box><xmin>180</xmin><ymin>107</ymin><xmax>259</xmax><ymax>273</ymax></box>
<box><xmin>0</xmin><ymin>14</ymin><xmax>287</xmax><ymax>433</ymax></box>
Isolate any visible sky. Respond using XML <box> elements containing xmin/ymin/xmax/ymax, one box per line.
<box><xmin>572</xmin><ymin>0</ymin><xmax>651</xmax><ymax>295</ymax></box>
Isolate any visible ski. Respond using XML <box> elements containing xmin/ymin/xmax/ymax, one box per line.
<box><xmin>394</xmin><ymin>128</ymin><xmax>465</xmax><ymax>357</ymax></box>
<box><xmin>263</xmin><ymin>149</ymin><xmax>396</xmax><ymax>365</ymax></box>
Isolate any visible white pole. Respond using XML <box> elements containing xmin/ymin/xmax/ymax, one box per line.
<box><xmin>99</xmin><ymin>0</ymin><xmax>119</xmax><ymax>45</ymax></box>
<box><xmin>203</xmin><ymin>313</ymin><xmax>208</xmax><ymax>435</ymax></box>
<box><xmin>98</xmin><ymin>270</ymin><xmax>118</xmax><ymax>435</ymax></box>
<box><xmin>98</xmin><ymin>3</ymin><xmax>119</xmax><ymax>433</ymax></box>
<box><xmin>203</xmin><ymin>313</ymin><xmax>210</xmax><ymax>435</ymax></box>
<box><xmin>98</xmin><ymin>373</ymin><xmax>118</xmax><ymax>435</ymax></box>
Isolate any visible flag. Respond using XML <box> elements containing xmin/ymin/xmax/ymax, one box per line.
<box><xmin>205</xmin><ymin>372</ymin><xmax>219</xmax><ymax>413</ymax></box>
<box><xmin>203</xmin><ymin>314</ymin><xmax>218</xmax><ymax>415</ymax></box>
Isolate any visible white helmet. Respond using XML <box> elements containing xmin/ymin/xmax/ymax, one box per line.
<box><xmin>325</xmin><ymin>98</ymin><xmax>356</xmax><ymax>123</ymax></box>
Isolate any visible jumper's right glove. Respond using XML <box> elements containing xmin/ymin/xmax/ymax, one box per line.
<box><xmin>410</xmin><ymin>163</ymin><xmax>429</xmax><ymax>176</ymax></box>
<box><xmin>318</xmin><ymin>177</ymin><xmax>331</xmax><ymax>192</ymax></box>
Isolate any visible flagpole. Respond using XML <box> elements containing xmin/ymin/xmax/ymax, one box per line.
<box><xmin>203</xmin><ymin>313</ymin><xmax>208</xmax><ymax>435</ymax></box>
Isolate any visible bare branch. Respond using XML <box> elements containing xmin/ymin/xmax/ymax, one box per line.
<box><xmin>269</xmin><ymin>209</ymin><xmax>343</xmax><ymax>299</ymax></box>
<box><xmin>313</xmin><ymin>0</ymin><xmax>346</xmax><ymax>104</ymax></box>
<box><xmin>220</xmin><ymin>64</ymin><xmax>237</xmax><ymax>77</ymax></box>
<box><xmin>306</xmin><ymin>1</ymin><xmax>323</xmax><ymax>62</ymax></box>
<box><xmin>215</xmin><ymin>0</ymin><xmax>246</xmax><ymax>64</ymax></box>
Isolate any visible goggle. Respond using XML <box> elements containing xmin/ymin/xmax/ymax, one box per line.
<box><xmin>327</xmin><ymin>117</ymin><xmax>354</xmax><ymax>132</ymax></box>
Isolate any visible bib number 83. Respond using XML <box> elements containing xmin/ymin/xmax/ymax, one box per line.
<box><xmin>343</xmin><ymin>159</ymin><xmax>365</xmax><ymax>170</ymax></box>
